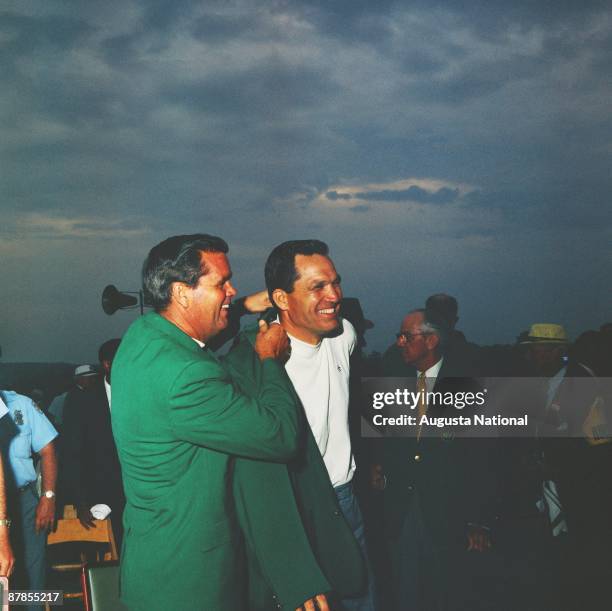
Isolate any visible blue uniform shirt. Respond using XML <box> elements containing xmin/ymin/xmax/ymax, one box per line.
<box><xmin>0</xmin><ymin>391</ymin><xmax>58</xmax><ymax>488</ymax></box>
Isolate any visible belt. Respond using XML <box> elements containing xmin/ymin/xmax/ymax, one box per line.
<box><xmin>18</xmin><ymin>482</ymin><xmax>36</xmax><ymax>493</ymax></box>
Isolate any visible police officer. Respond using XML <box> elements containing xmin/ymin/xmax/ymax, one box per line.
<box><xmin>0</xmin><ymin>395</ymin><xmax>15</xmax><ymax>577</ymax></box>
<box><xmin>0</xmin><ymin>390</ymin><xmax>57</xmax><ymax>611</ymax></box>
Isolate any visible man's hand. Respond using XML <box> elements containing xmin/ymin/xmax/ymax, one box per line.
<box><xmin>370</xmin><ymin>464</ymin><xmax>386</xmax><ymax>491</ymax></box>
<box><xmin>76</xmin><ymin>503</ymin><xmax>96</xmax><ymax>530</ymax></box>
<box><xmin>35</xmin><ymin>496</ymin><xmax>56</xmax><ymax>533</ymax></box>
<box><xmin>255</xmin><ymin>320</ymin><xmax>291</xmax><ymax>362</ymax></box>
<box><xmin>466</xmin><ymin>525</ymin><xmax>491</xmax><ymax>552</ymax></box>
<box><xmin>244</xmin><ymin>290</ymin><xmax>272</xmax><ymax>314</ymax></box>
<box><xmin>296</xmin><ymin>593</ymin><xmax>329</xmax><ymax>611</ymax></box>
<box><xmin>0</xmin><ymin>531</ymin><xmax>14</xmax><ymax>577</ymax></box>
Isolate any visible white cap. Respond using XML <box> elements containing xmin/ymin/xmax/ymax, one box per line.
<box><xmin>74</xmin><ymin>364</ymin><xmax>97</xmax><ymax>377</ymax></box>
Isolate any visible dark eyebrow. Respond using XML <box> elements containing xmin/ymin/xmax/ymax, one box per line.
<box><xmin>307</xmin><ymin>279</ymin><xmax>325</xmax><ymax>289</ymax></box>
<box><xmin>308</xmin><ymin>275</ymin><xmax>341</xmax><ymax>289</ymax></box>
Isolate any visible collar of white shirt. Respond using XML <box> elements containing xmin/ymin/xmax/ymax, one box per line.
<box><xmin>417</xmin><ymin>357</ymin><xmax>444</xmax><ymax>390</ymax></box>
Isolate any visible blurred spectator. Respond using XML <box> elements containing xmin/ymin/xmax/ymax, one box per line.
<box><xmin>0</xmin><ymin>390</ymin><xmax>57</xmax><ymax>611</ymax></box>
<box><xmin>51</xmin><ymin>365</ymin><xmax>98</xmax><ymax>431</ymax></box>
<box><xmin>62</xmin><ymin>340</ymin><xmax>125</xmax><ymax>549</ymax></box>
<box><xmin>383</xmin><ymin>293</ymin><xmax>481</xmax><ymax>375</ymax></box>
<box><xmin>0</xmin><ymin>396</ymin><xmax>15</xmax><ymax>577</ymax></box>
<box><xmin>523</xmin><ymin>323</ymin><xmax>612</xmax><ymax>610</ymax></box>
<box><xmin>375</xmin><ymin>308</ymin><xmax>495</xmax><ymax>610</ymax></box>
<box><xmin>342</xmin><ymin>297</ymin><xmax>374</xmax><ymax>351</ymax></box>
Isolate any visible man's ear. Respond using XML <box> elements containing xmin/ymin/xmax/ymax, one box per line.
<box><xmin>427</xmin><ymin>333</ymin><xmax>440</xmax><ymax>352</ymax></box>
<box><xmin>272</xmin><ymin>288</ymin><xmax>289</xmax><ymax>311</ymax></box>
<box><xmin>170</xmin><ymin>282</ymin><xmax>190</xmax><ymax>309</ymax></box>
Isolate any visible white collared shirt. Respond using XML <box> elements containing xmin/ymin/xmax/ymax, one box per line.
<box><xmin>417</xmin><ymin>357</ymin><xmax>444</xmax><ymax>392</ymax></box>
<box><xmin>0</xmin><ymin>395</ymin><xmax>8</xmax><ymax>419</ymax></box>
<box><xmin>104</xmin><ymin>378</ymin><xmax>112</xmax><ymax>410</ymax></box>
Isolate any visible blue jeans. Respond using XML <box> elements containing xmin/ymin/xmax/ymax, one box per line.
<box><xmin>334</xmin><ymin>481</ymin><xmax>377</xmax><ymax>611</ymax></box>
<box><xmin>14</xmin><ymin>485</ymin><xmax>47</xmax><ymax>611</ymax></box>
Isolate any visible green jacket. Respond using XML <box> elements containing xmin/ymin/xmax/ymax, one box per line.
<box><xmin>226</xmin><ymin>326</ymin><xmax>366</xmax><ymax>611</ymax></box>
<box><xmin>111</xmin><ymin>313</ymin><xmax>301</xmax><ymax>611</ymax></box>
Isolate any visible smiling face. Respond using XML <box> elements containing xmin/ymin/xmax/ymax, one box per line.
<box><xmin>181</xmin><ymin>251</ymin><xmax>237</xmax><ymax>342</ymax></box>
<box><xmin>274</xmin><ymin>254</ymin><xmax>343</xmax><ymax>344</ymax></box>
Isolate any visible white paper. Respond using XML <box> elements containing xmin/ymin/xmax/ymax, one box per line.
<box><xmin>90</xmin><ymin>503</ymin><xmax>112</xmax><ymax>519</ymax></box>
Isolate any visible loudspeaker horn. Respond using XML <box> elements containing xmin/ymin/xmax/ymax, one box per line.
<box><xmin>102</xmin><ymin>285</ymin><xmax>138</xmax><ymax>315</ymax></box>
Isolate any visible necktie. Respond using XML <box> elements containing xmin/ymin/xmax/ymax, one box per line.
<box><xmin>416</xmin><ymin>371</ymin><xmax>427</xmax><ymax>441</ymax></box>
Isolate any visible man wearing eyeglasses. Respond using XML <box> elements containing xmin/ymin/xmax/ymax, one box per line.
<box><xmin>373</xmin><ymin>308</ymin><xmax>495</xmax><ymax>611</ymax></box>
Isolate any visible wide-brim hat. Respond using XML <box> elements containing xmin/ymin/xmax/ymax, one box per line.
<box><xmin>341</xmin><ymin>297</ymin><xmax>374</xmax><ymax>332</ymax></box>
<box><xmin>521</xmin><ymin>323</ymin><xmax>568</xmax><ymax>345</ymax></box>
<box><xmin>74</xmin><ymin>364</ymin><xmax>98</xmax><ymax>377</ymax></box>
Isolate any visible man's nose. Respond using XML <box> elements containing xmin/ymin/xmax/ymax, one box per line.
<box><xmin>325</xmin><ymin>284</ymin><xmax>342</xmax><ymax>302</ymax></box>
<box><xmin>226</xmin><ymin>281</ymin><xmax>237</xmax><ymax>298</ymax></box>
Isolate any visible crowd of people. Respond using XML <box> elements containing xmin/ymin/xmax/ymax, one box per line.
<box><xmin>0</xmin><ymin>233</ymin><xmax>610</xmax><ymax>611</ymax></box>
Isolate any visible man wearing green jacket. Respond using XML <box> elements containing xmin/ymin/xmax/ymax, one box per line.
<box><xmin>226</xmin><ymin>326</ymin><xmax>366</xmax><ymax>611</ymax></box>
<box><xmin>112</xmin><ymin>234</ymin><xmax>302</xmax><ymax>611</ymax></box>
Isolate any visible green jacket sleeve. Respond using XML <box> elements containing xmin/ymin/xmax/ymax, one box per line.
<box><xmin>168</xmin><ymin>356</ymin><xmax>299</xmax><ymax>461</ymax></box>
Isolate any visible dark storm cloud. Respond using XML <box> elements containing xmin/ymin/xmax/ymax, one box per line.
<box><xmin>191</xmin><ymin>12</ymin><xmax>254</xmax><ymax>43</ymax></box>
<box><xmin>1</xmin><ymin>0</ymin><xmax>611</xmax><ymax>360</ymax></box>
<box><xmin>141</xmin><ymin>0</ymin><xmax>202</xmax><ymax>32</ymax></box>
<box><xmin>425</xmin><ymin>0</ymin><xmax>610</xmax><ymax>37</ymax></box>
<box><xmin>353</xmin><ymin>186</ymin><xmax>460</xmax><ymax>204</ymax></box>
<box><xmin>0</xmin><ymin>11</ymin><xmax>93</xmax><ymax>57</ymax></box>
<box><xmin>290</xmin><ymin>0</ymin><xmax>398</xmax><ymax>41</ymax></box>
<box><xmin>162</xmin><ymin>61</ymin><xmax>333</xmax><ymax>119</ymax></box>
<box><xmin>101</xmin><ymin>32</ymin><xmax>143</xmax><ymax>68</ymax></box>
<box><xmin>326</xmin><ymin>191</ymin><xmax>352</xmax><ymax>201</ymax></box>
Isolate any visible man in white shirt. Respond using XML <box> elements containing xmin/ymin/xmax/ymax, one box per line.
<box><xmin>265</xmin><ymin>239</ymin><xmax>377</xmax><ymax>610</ymax></box>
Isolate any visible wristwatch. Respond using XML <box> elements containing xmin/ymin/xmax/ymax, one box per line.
<box><xmin>0</xmin><ymin>519</ymin><xmax>11</xmax><ymax>528</ymax></box>
<box><xmin>43</xmin><ymin>490</ymin><xmax>56</xmax><ymax>499</ymax></box>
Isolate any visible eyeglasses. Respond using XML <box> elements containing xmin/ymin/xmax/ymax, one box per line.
<box><xmin>395</xmin><ymin>331</ymin><xmax>430</xmax><ymax>343</ymax></box>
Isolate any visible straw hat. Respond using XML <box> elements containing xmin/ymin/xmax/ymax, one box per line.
<box><xmin>521</xmin><ymin>323</ymin><xmax>568</xmax><ymax>344</ymax></box>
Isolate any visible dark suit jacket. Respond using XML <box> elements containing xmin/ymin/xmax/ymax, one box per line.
<box><xmin>541</xmin><ymin>361</ymin><xmax>612</xmax><ymax>543</ymax></box>
<box><xmin>62</xmin><ymin>380</ymin><xmax>124</xmax><ymax>512</ymax></box>
<box><xmin>381</xmin><ymin>356</ymin><xmax>496</xmax><ymax>547</ymax></box>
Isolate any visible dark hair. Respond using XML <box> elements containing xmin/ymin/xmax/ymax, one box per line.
<box><xmin>143</xmin><ymin>234</ymin><xmax>228</xmax><ymax>311</ymax></box>
<box><xmin>425</xmin><ymin>293</ymin><xmax>458</xmax><ymax>327</ymax></box>
<box><xmin>264</xmin><ymin>240</ymin><xmax>328</xmax><ymax>305</ymax></box>
<box><xmin>98</xmin><ymin>338</ymin><xmax>122</xmax><ymax>363</ymax></box>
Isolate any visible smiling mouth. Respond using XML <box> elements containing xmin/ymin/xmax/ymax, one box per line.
<box><xmin>317</xmin><ymin>306</ymin><xmax>338</xmax><ymax>316</ymax></box>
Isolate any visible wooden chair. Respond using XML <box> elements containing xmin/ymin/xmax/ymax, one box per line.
<box><xmin>81</xmin><ymin>561</ymin><xmax>128</xmax><ymax>611</ymax></box>
<box><xmin>46</xmin><ymin>506</ymin><xmax>118</xmax><ymax>610</ymax></box>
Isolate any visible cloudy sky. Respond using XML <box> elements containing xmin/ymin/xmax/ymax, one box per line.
<box><xmin>1</xmin><ymin>0</ymin><xmax>611</xmax><ymax>362</ymax></box>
